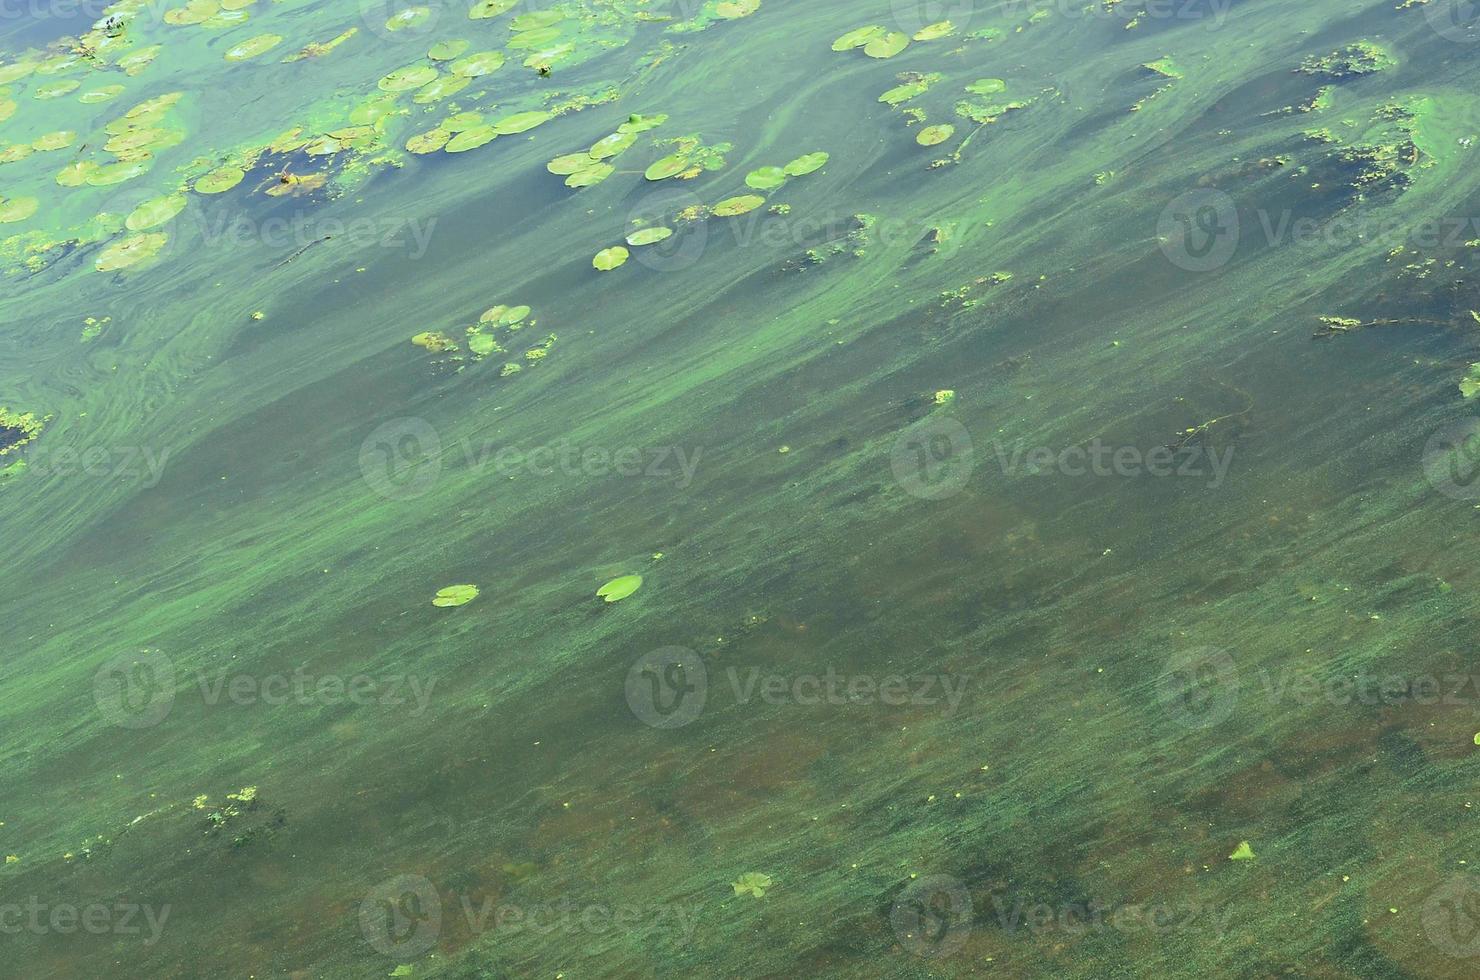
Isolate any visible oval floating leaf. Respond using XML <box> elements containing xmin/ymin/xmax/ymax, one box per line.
<box><xmin>445</xmin><ymin>124</ymin><xmax>497</xmax><ymax>152</ymax></box>
<box><xmin>916</xmin><ymin>124</ymin><xmax>955</xmax><ymax>146</ymax></box>
<box><xmin>644</xmin><ymin>153</ymin><xmax>690</xmax><ymax>181</ymax></box>
<box><xmin>224</xmin><ymin>33</ymin><xmax>282</xmax><ymax>61</ymax></box>
<box><xmin>428</xmin><ymin>38</ymin><xmax>470</xmax><ymax>60</ymax></box>
<box><xmin>126</xmin><ymin>194</ymin><xmax>187</xmax><ymax>231</ymax></box>
<box><xmin>626</xmin><ymin>226</ymin><xmax>673</xmax><ymax>246</ymax></box>
<box><xmin>596</xmin><ymin>574</ymin><xmax>642</xmax><ymax>602</ymax></box>
<box><xmin>451</xmin><ymin>51</ymin><xmax>505</xmax><ymax>76</ymax></box>
<box><xmin>912</xmin><ymin>20</ymin><xmax>955</xmax><ymax>41</ymax></box>
<box><xmin>593</xmin><ymin>246</ymin><xmax>629</xmax><ymax>271</ymax></box>
<box><xmin>491</xmin><ymin>110</ymin><xmax>551</xmax><ymax>134</ymax></box>
<box><xmin>0</xmin><ymin>196</ymin><xmax>38</xmax><ymax>223</ymax></box>
<box><xmin>379</xmin><ymin>65</ymin><xmax>439</xmax><ymax>92</ymax></box>
<box><xmin>712</xmin><ymin>194</ymin><xmax>765</xmax><ymax>216</ymax></box>
<box><xmin>432</xmin><ymin>584</ymin><xmax>479</xmax><ymax>608</ymax></box>
<box><xmin>745</xmin><ymin>166</ymin><xmax>787</xmax><ymax>190</ymax></box>
<box><xmin>95</xmin><ymin>232</ymin><xmax>166</xmax><ymax>271</ymax></box>
<box><xmin>832</xmin><ymin>25</ymin><xmax>884</xmax><ymax>51</ymax></box>
<box><xmin>783</xmin><ymin>151</ymin><xmax>828</xmax><ymax>176</ymax></box>
<box><xmin>864</xmin><ymin>31</ymin><xmax>909</xmax><ymax>58</ymax></box>
<box><xmin>194</xmin><ymin>166</ymin><xmax>244</xmax><ymax>194</ymax></box>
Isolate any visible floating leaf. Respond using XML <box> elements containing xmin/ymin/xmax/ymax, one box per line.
<box><xmin>450</xmin><ymin>51</ymin><xmax>505</xmax><ymax>77</ymax></box>
<box><xmin>511</xmin><ymin>9</ymin><xmax>563</xmax><ymax>30</ymax></box>
<box><xmin>732</xmin><ymin>872</ymin><xmax>773</xmax><ymax>898</ymax></box>
<box><xmin>548</xmin><ymin>152</ymin><xmax>593</xmax><ymax>174</ymax></box>
<box><xmin>745</xmin><ymin>166</ymin><xmax>787</xmax><ymax>190</ymax></box>
<box><xmin>498</xmin><ymin>304</ymin><xmax>531</xmax><ymax>325</ymax></box>
<box><xmin>432</xmin><ymin>584</ymin><xmax>479</xmax><ymax>608</ymax></box>
<box><xmin>445</xmin><ymin>125</ymin><xmax>497</xmax><ymax>152</ymax></box>
<box><xmin>644</xmin><ymin>153</ymin><xmax>690</xmax><ymax>181</ymax></box>
<box><xmin>87</xmin><ymin>160</ymin><xmax>151</xmax><ymax>186</ymax></box>
<box><xmin>194</xmin><ymin>166</ymin><xmax>244</xmax><ymax>194</ymax></box>
<box><xmin>414</xmin><ymin>75</ymin><xmax>470</xmax><ymax>103</ymax></box>
<box><xmin>379</xmin><ymin>65</ymin><xmax>439</xmax><ymax>92</ymax></box>
<box><xmin>912</xmin><ymin>21</ymin><xmax>955</xmax><ymax>41</ymax></box>
<box><xmin>864</xmin><ymin>32</ymin><xmax>909</xmax><ymax>59</ymax></box>
<box><xmin>406</xmin><ymin>127</ymin><xmax>453</xmax><ymax>154</ymax></box>
<box><xmin>32</xmin><ymin>130</ymin><xmax>77</xmax><ymax>152</ymax></box>
<box><xmin>596</xmin><ymin>573</ymin><xmax>642</xmax><ymax>601</ymax></box>
<box><xmin>0</xmin><ymin>196</ymin><xmax>38</xmax><ymax>223</ymax></box>
<box><xmin>34</xmin><ymin>80</ymin><xmax>80</xmax><ymax>99</ymax></box>
<box><xmin>916</xmin><ymin>124</ymin><xmax>955</xmax><ymax>146</ymax></box>
<box><xmin>1229</xmin><ymin>841</ymin><xmax>1255</xmax><ymax>861</ymax></box>
<box><xmin>593</xmin><ymin>246</ymin><xmax>629</xmax><ymax>271</ymax></box>
<box><xmin>443</xmin><ymin>111</ymin><xmax>484</xmax><ymax>131</ymax></box>
<box><xmin>626</xmin><ymin>226</ymin><xmax>673</xmax><ymax>246</ymax></box>
<box><xmin>966</xmin><ymin>78</ymin><xmax>1006</xmax><ymax>95</ymax></box>
<box><xmin>712</xmin><ymin>194</ymin><xmax>765</xmax><ymax>216</ymax></box>
<box><xmin>467</xmin><ymin>0</ymin><xmax>516</xmax><ymax>19</ymax></box>
<box><xmin>618</xmin><ymin>113</ymin><xmax>668</xmax><ymax>134</ymax></box>
<box><xmin>564</xmin><ymin>162</ymin><xmax>612</xmax><ymax>187</ymax></box>
<box><xmin>95</xmin><ymin>232</ymin><xmax>167</xmax><ymax>272</ymax></box>
<box><xmin>1459</xmin><ymin>363</ymin><xmax>1480</xmax><ymax>399</ymax></box>
<box><xmin>385</xmin><ymin>7</ymin><xmax>431</xmax><ymax>32</ymax></box>
<box><xmin>508</xmin><ymin>26</ymin><xmax>563</xmax><ymax>50</ymax></box>
<box><xmin>832</xmin><ymin>25</ymin><xmax>884</xmax><ymax>51</ymax></box>
<box><xmin>782</xmin><ymin>151</ymin><xmax>828</xmax><ymax>176</ymax></box>
<box><xmin>126</xmin><ymin>194</ymin><xmax>187</xmax><ymax>231</ymax></box>
<box><xmin>428</xmin><ymin>39</ymin><xmax>470</xmax><ymax>60</ymax></box>
<box><xmin>224</xmin><ymin>34</ymin><xmax>282</xmax><ymax>61</ymax></box>
<box><xmin>79</xmin><ymin>85</ymin><xmax>125</xmax><ymax>104</ymax></box>
<box><xmin>589</xmin><ymin>132</ymin><xmax>636</xmax><ymax>159</ymax></box>
<box><xmin>412</xmin><ymin>331</ymin><xmax>458</xmax><ymax>351</ymax></box>
<box><xmin>715</xmin><ymin>0</ymin><xmax>760</xmax><ymax>18</ymax></box>
<box><xmin>492</xmin><ymin>111</ymin><xmax>552</xmax><ymax>134</ymax></box>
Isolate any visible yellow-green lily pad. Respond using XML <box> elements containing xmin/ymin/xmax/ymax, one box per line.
<box><xmin>450</xmin><ymin>51</ymin><xmax>505</xmax><ymax>76</ymax></box>
<box><xmin>712</xmin><ymin>194</ymin><xmax>765</xmax><ymax>216</ymax></box>
<box><xmin>913</xmin><ymin>21</ymin><xmax>955</xmax><ymax>41</ymax></box>
<box><xmin>916</xmin><ymin>124</ymin><xmax>955</xmax><ymax>146</ymax></box>
<box><xmin>644</xmin><ymin>153</ymin><xmax>690</xmax><ymax>180</ymax></box>
<box><xmin>413</xmin><ymin>75</ymin><xmax>470</xmax><ymax>103</ymax></box>
<box><xmin>491</xmin><ymin>111</ymin><xmax>551</xmax><ymax>134</ymax></box>
<box><xmin>31</xmin><ymin>130</ymin><xmax>77</xmax><ymax>152</ymax></box>
<box><xmin>432</xmin><ymin>584</ymin><xmax>479</xmax><ymax>608</ymax></box>
<box><xmin>194</xmin><ymin>166</ymin><xmax>244</xmax><ymax>194</ymax></box>
<box><xmin>0</xmin><ymin>196</ymin><xmax>38</xmax><ymax>223</ymax></box>
<box><xmin>864</xmin><ymin>32</ymin><xmax>909</xmax><ymax>58</ymax></box>
<box><xmin>467</xmin><ymin>0</ymin><xmax>516</xmax><ymax>18</ymax></box>
<box><xmin>224</xmin><ymin>34</ymin><xmax>282</xmax><ymax>61</ymax></box>
<box><xmin>832</xmin><ymin>25</ymin><xmax>885</xmax><ymax>51</ymax></box>
<box><xmin>385</xmin><ymin>7</ymin><xmax>431</xmax><ymax>32</ymax></box>
<box><xmin>445</xmin><ymin>124</ymin><xmax>497</xmax><ymax>152</ymax></box>
<box><xmin>428</xmin><ymin>39</ymin><xmax>470</xmax><ymax>60</ymax></box>
<box><xmin>626</xmin><ymin>226</ymin><xmax>673</xmax><ymax>246</ymax></box>
<box><xmin>95</xmin><ymin>232</ymin><xmax>167</xmax><ymax>272</ymax></box>
<box><xmin>125</xmin><ymin>194</ymin><xmax>187</xmax><ymax>231</ymax></box>
<box><xmin>379</xmin><ymin>65</ymin><xmax>439</xmax><ymax>92</ymax></box>
<box><xmin>744</xmin><ymin>166</ymin><xmax>787</xmax><ymax>190</ymax></box>
<box><xmin>732</xmin><ymin>872</ymin><xmax>773</xmax><ymax>897</ymax></box>
<box><xmin>406</xmin><ymin>127</ymin><xmax>453</xmax><ymax>153</ymax></box>
<box><xmin>596</xmin><ymin>573</ymin><xmax>642</xmax><ymax>601</ymax></box>
<box><xmin>783</xmin><ymin>151</ymin><xmax>828</xmax><ymax>176</ymax></box>
<box><xmin>593</xmin><ymin>246</ymin><xmax>629</xmax><ymax>271</ymax></box>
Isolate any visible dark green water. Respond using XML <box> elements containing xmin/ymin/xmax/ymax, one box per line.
<box><xmin>5</xmin><ymin>0</ymin><xmax>1480</xmax><ymax>977</ymax></box>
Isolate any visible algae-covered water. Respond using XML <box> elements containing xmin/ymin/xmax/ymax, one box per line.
<box><xmin>5</xmin><ymin>0</ymin><xmax>1480</xmax><ymax>976</ymax></box>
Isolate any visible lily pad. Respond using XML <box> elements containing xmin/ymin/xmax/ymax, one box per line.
<box><xmin>645</xmin><ymin>153</ymin><xmax>690</xmax><ymax>181</ymax></box>
<box><xmin>432</xmin><ymin>584</ymin><xmax>479</xmax><ymax>608</ymax></box>
<box><xmin>194</xmin><ymin>166</ymin><xmax>244</xmax><ymax>194</ymax></box>
<box><xmin>511</xmin><ymin>9</ymin><xmax>563</xmax><ymax>30</ymax></box>
<box><xmin>593</xmin><ymin>246</ymin><xmax>629</xmax><ymax>271</ymax></box>
<box><xmin>414</xmin><ymin>75</ymin><xmax>470</xmax><ymax>103</ymax></box>
<box><xmin>34</xmin><ymin>80</ymin><xmax>80</xmax><ymax>99</ymax></box>
<box><xmin>732</xmin><ymin>872</ymin><xmax>773</xmax><ymax>897</ymax></box>
<box><xmin>428</xmin><ymin>38</ymin><xmax>470</xmax><ymax>60</ymax></box>
<box><xmin>782</xmin><ymin>151</ymin><xmax>828</xmax><ymax>176</ymax></box>
<box><xmin>1459</xmin><ymin>363</ymin><xmax>1480</xmax><ymax>399</ymax></box>
<box><xmin>745</xmin><ymin>166</ymin><xmax>787</xmax><ymax>190</ymax></box>
<box><xmin>864</xmin><ymin>32</ymin><xmax>909</xmax><ymax>59</ymax></box>
<box><xmin>408</xmin><ymin>128</ymin><xmax>453</xmax><ymax>153</ymax></box>
<box><xmin>565</xmin><ymin>162</ymin><xmax>613</xmax><ymax>187</ymax></box>
<box><xmin>916</xmin><ymin>124</ymin><xmax>955</xmax><ymax>146</ymax></box>
<box><xmin>224</xmin><ymin>34</ymin><xmax>282</xmax><ymax>61</ymax></box>
<box><xmin>491</xmin><ymin>111</ymin><xmax>551</xmax><ymax>134</ymax></box>
<box><xmin>913</xmin><ymin>21</ymin><xmax>955</xmax><ymax>41</ymax></box>
<box><xmin>626</xmin><ymin>226</ymin><xmax>674</xmax><ymax>246</ymax></box>
<box><xmin>79</xmin><ymin>85</ymin><xmax>126</xmax><ymax>104</ymax></box>
<box><xmin>618</xmin><ymin>113</ymin><xmax>668</xmax><ymax>134</ymax></box>
<box><xmin>379</xmin><ymin>65</ymin><xmax>440</xmax><ymax>92</ymax></box>
<box><xmin>1229</xmin><ymin>841</ymin><xmax>1255</xmax><ymax>861</ymax></box>
<box><xmin>95</xmin><ymin>232</ymin><xmax>167</xmax><ymax>272</ymax></box>
<box><xmin>715</xmin><ymin>0</ymin><xmax>760</xmax><ymax>18</ymax></box>
<box><xmin>589</xmin><ymin>132</ymin><xmax>636</xmax><ymax>159</ymax></box>
<box><xmin>0</xmin><ymin>196</ymin><xmax>38</xmax><ymax>223</ymax></box>
<box><xmin>385</xmin><ymin>7</ymin><xmax>431</xmax><ymax>32</ymax></box>
<box><xmin>596</xmin><ymin>573</ymin><xmax>642</xmax><ymax>601</ymax></box>
<box><xmin>32</xmin><ymin>130</ymin><xmax>77</xmax><ymax>152</ymax></box>
<box><xmin>548</xmin><ymin>152</ymin><xmax>593</xmax><ymax>174</ymax></box>
<box><xmin>507</xmin><ymin>26</ymin><xmax>563</xmax><ymax>50</ymax></box>
<box><xmin>87</xmin><ymin>160</ymin><xmax>151</xmax><ymax>186</ymax></box>
<box><xmin>966</xmin><ymin>78</ymin><xmax>1006</xmax><ymax>96</ymax></box>
<box><xmin>126</xmin><ymin>194</ymin><xmax>187</xmax><ymax>231</ymax></box>
<box><xmin>712</xmin><ymin>194</ymin><xmax>765</xmax><ymax>216</ymax></box>
<box><xmin>832</xmin><ymin>25</ymin><xmax>885</xmax><ymax>51</ymax></box>
<box><xmin>445</xmin><ymin>125</ymin><xmax>497</xmax><ymax>152</ymax></box>
<box><xmin>467</xmin><ymin>0</ymin><xmax>516</xmax><ymax>19</ymax></box>
<box><xmin>450</xmin><ymin>51</ymin><xmax>505</xmax><ymax>77</ymax></box>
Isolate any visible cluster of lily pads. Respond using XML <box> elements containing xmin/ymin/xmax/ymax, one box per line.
<box><xmin>831</xmin><ymin>20</ymin><xmax>958</xmax><ymax>60</ymax></box>
<box><xmin>546</xmin><ymin>113</ymin><xmax>668</xmax><ymax>188</ymax></box>
<box><xmin>412</xmin><ymin>301</ymin><xmax>557</xmax><ymax>376</ymax></box>
<box><xmin>591</xmin><ymin>150</ymin><xmax>827</xmax><ymax>272</ymax></box>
